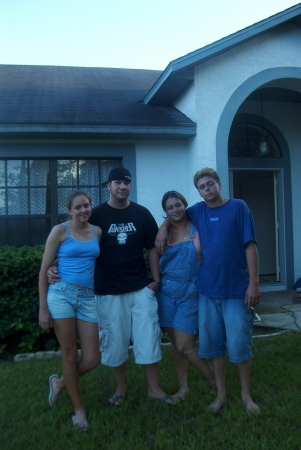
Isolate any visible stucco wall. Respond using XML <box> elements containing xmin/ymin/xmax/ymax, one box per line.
<box><xmin>135</xmin><ymin>139</ymin><xmax>197</xmax><ymax>225</ymax></box>
<box><xmin>171</xmin><ymin>22</ymin><xmax>301</xmax><ymax>283</ymax></box>
<box><xmin>173</xmin><ymin>82</ymin><xmax>196</xmax><ymax>122</ymax></box>
<box><xmin>171</xmin><ymin>24</ymin><xmax>300</xmax><ymax>197</ymax></box>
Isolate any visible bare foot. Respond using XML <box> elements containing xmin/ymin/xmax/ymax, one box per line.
<box><xmin>208</xmin><ymin>395</ymin><xmax>227</xmax><ymax>413</ymax></box>
<box><xmin>72</xmin><ymin>410</ymin><xmax>88</xmax><ymax>430</ymax></box>
<box><xmin>108</xmin><ymin>394</ymin><xmax>125</xmax><ymax>406</ymax></box>
<box><xmin>244</xmin><ymin>397</ymin><xmax>261</xmax><ymax>413</ymax></box>
<box><xmin>48</xmin><ymin>374</ymin><xmax>62</xmax><ymax>406</ymax></box>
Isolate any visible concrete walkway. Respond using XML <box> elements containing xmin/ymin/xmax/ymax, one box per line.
<box><xmin>254</xmin><ymin>290</ymin><xmax>301</xmax><ymax>332</ymax></box>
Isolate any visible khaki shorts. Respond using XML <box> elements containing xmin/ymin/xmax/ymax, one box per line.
<box><xmin>96</xmin><ymin>287</ymin><xmax>162</xmax><ymax>367</ymax></box>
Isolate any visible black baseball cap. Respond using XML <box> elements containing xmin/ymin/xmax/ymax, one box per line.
<box><xmin>101</xmin><ymin>167</ymin><xmax>132</xmax><ymax>187</ymax></box>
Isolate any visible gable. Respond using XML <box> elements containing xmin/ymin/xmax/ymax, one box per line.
<box><xmin>144</xmin><ymin>3</ymin><xmax>301</xmax><ymax>105</ymax></box>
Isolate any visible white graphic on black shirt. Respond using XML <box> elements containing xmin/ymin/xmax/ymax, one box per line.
<box><xmin>108</xmin><ymin>223</ymin><xmax>137</xmax><ymax>245</ymax></box>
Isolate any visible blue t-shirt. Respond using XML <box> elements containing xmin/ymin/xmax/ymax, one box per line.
<box><xmin>187</xmin><ymin>199</ymin><xmax>256</xmax><ymax>298</ymax></box>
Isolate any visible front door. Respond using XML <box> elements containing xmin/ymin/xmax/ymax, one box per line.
<box><xmin>231</xmin><ymin>170</ymin><xmax>279</xmax><ymax>282</ymax></box>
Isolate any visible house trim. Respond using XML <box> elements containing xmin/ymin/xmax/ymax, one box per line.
<box><xmin>0</xmin><ymin>125</ymin><xmax>196</xmax><ymax>140</ymax></box>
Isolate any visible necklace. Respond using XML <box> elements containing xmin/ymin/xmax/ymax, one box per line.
<box><xmin>169</xmin><ymin>222</ymin><xmax>193</xmax><ymax>244</ymax></box>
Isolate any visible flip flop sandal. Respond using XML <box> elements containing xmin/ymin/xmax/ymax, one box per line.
<box><xmin>48</xmin><ymin>374</ymin><xmax>58</xmax><ymax>407</ymax></box>
<box><xmin>108</xmin><ymin>394</ymin><xmax>125</xmax><ymax>406</ymax></box>
<box><xmin>72</xmin><ymin>415</ymin><xmax>88</xmax><ymax>431</ymax></box>
<box><xmin>155</xmin><ymin>395</ymin><xmax>176</xmax><ymax>405</ymax></box>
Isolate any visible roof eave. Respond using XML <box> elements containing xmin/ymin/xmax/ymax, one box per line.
<box><xmin>0</xmin><ymin>124</ymin><xmax>196</xmax><ymax>140</ymax></box>
<box><xmin>144</xmin><ymin>4</ymin><xmax>301</xmax><ymax>105</ymax></box>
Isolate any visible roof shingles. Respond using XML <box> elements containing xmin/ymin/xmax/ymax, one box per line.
<box><xmin>0</xmin><ymin>65</ymin><xmax>195</xmax><ymax>135</ymax></box>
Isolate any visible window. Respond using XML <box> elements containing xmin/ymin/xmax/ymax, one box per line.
<box><xmin>0</xmin><ymin>158</ymin><xmax>121</xmax><ymax>246</ymax></box>
<box><xmin>228</xmin><ymin>124</ymin><xmax>282</xmax><ymax>158</ymax></box>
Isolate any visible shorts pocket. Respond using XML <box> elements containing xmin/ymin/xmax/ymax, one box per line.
<box><xmin>48</xmin><ymin>281</ymin><xmax>67</xmax><ymax>293</ymax></box>
<box><xmin>86</xmin><ymin>290</ymin><xmax>95</xmax><ymax>301</ymax></box>
<box><xmin>98</xmin><ymin>327</ymin><xmax>109</xmax><ymax>352</ymax></box>
<box><xmin>145</xmin><ymin>286</ymin><xmax>156</xmax><ymax>297</ymax></box>
<box><xmin>249</xmin><ymin>307</ymin><xmax>255</xmax><ymax>325</ymax></box>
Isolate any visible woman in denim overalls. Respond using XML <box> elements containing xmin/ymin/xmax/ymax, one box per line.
<box><xmin>157</xmin><ymin>191</ymin><xmax>215</xmax><ymax>401</ymax></box>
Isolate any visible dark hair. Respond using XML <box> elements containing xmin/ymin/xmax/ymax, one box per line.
<box><xmin>193</xmin><ymin>167</ymin><xmax>221</xmax><ymax>188</ymax></box>
<box><xmin>161</xmin><ymin>190</ymin><xmax>188</xmax><ymax>212</ymax></box>
<box><xmin>66</xmin><ymin>190</ymin><xmax>92</xmax><ymax>211</ymax></box>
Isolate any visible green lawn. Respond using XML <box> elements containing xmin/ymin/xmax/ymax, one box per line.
<box><xmin>1</xmin><ymin>331</ymin><xmax>300</xmax><ymax>450</ymax></box>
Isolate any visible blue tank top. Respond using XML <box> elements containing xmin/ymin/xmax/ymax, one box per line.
<box><xmin>57</xmin><ymin>223</ymin><xmax>100</xmax><ymax>289</ymax></box>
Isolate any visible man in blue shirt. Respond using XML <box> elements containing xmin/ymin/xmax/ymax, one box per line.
<box><xmin>157</xmin><ymin>168</ymin><xmax>260</xmax><ymax>413</ymax></box>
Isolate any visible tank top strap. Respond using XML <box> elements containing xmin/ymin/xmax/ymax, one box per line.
<box><xmin>62</xmin><ymin>223</ymin><xmax>69</xmax><ymax>235</ymax></box>
<box><xmin>189</xmin><ymin>222</ymin><xmax>196</xmax><ymax>238</ymax></box>
<box><xmin>91</xmin><ymin>225</ymin><xmax>96</xmax><ymax>236</ymax></box>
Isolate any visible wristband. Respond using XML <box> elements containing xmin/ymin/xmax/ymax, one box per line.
<box><xmin>152</xmin><ymin>280</ymin><xmax>161</xmax><ymax>286</ymax></box>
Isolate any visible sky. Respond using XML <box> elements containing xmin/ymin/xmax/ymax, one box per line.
<box><xmin>0</xmin><ymin>0</ymin><xmax>299</xmax><ymax>71</ymax></box>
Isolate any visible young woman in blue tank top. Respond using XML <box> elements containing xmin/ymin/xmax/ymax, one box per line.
<box><xmin>39</xmin><ymin>190</ymin><xmax>102</xmax><ymax>431</ymax></box>
<box><xmin>156</xmin><ymin>191</ymin><xmax>215</xmax><ymax>401</ymax></box>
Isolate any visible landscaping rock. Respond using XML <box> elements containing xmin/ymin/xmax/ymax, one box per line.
<box><xmin>14</xmin><ymin>353</ymin><xmax>35</xmax><ymax>362</ymax></box>
<box><xmin>35</xmin><ymin>351</ymin><xmax>55</xmax><ymax>360</ymax></box>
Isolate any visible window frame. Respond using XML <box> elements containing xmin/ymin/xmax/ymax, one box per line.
<box><xmin>0</xmin><ymin>143</ymin><xmax>136</xmax><ymax>246</ymax></box>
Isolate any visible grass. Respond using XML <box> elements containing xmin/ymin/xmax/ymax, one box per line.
<box><xmin>1</xmin><ymin>331</ymin><xmax>301</xmax><ymax>450</ymax></box>
<box><xmin>252</xmin><ymin>326</ymin><xmax>285</xmax><ymax>336</ymax></box>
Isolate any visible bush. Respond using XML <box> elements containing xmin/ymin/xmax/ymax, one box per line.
<box><xmin>0</xmin><ymin>246</ymin><xmax>153</xmax><ymax>356</ymax></box>
<box><xmin>0</xmin><ymin>245</ymin><xmax>57</xmax><ymax>355</ymax></box>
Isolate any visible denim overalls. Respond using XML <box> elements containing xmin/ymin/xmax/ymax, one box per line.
<box><xmin>156</xmin><ymin>223</ymin><xmax>200</xmax><ymax>334</ymax></box>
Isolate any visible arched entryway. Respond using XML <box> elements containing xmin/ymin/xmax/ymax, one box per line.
<box><xmin>216</xmin><ymin>68</ymin><xmax>301</xmax><ymax>290</ymax></box>
<box><xmin>228</xmin><ymin>113</ymin><xmax>290</xmax><ymax>290</ymax></box>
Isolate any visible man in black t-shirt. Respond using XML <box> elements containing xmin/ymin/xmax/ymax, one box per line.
<box><xmin>90</xmin><ymin>167</ymin><xmax>174</xmax><ymax>406</ymax></box>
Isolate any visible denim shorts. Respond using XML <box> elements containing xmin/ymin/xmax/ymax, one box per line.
<box><xmin>96</xmin><ymin>287</ymin><xmax>162</xmax><ymax>367</ymax></box>
<box><xmin>157</xmin><ymin>279</ymin><xmax>199</xmax><ymax>335</ymax></box>
<box><xmin>47</xmin><ymin>281</ymin><xmax>97</xmax><ymax>322</ymax></box>
<box><xmin>198</xmin><ymin>295</ymin><xmax>255</xmax><ymax>363</ymax></box>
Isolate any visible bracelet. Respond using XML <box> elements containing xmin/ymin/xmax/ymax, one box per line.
<box><xmin>152</xmin><ymin>280</ymin><xmax>161</xmax><ymax>286</ymax></box>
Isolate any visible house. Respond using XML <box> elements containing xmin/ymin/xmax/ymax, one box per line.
<box><xmin>1</xmin><ymin>3</ymin><xmax>301</xmax><ymax>291</ymax></box>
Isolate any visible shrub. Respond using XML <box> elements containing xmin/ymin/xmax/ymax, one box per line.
<box><xmin>0</xmin><ymin>246</ymin><xmax>153</xmax><ymax>356</ymax></box>
<box><xmin>0</xmin><ymin>245</ymin><xmax>57</xmax><ymax>355</ymax></box>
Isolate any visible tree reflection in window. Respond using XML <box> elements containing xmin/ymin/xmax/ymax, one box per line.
<box><xmin>0</xmin><ymin>158</ymin><xmax>120</xmax><ymax>216</ymax></box>
<box><xmin>0</xmin><ymin>158</ymin><xmax>121</xmax><ymax>246</ymax></box>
